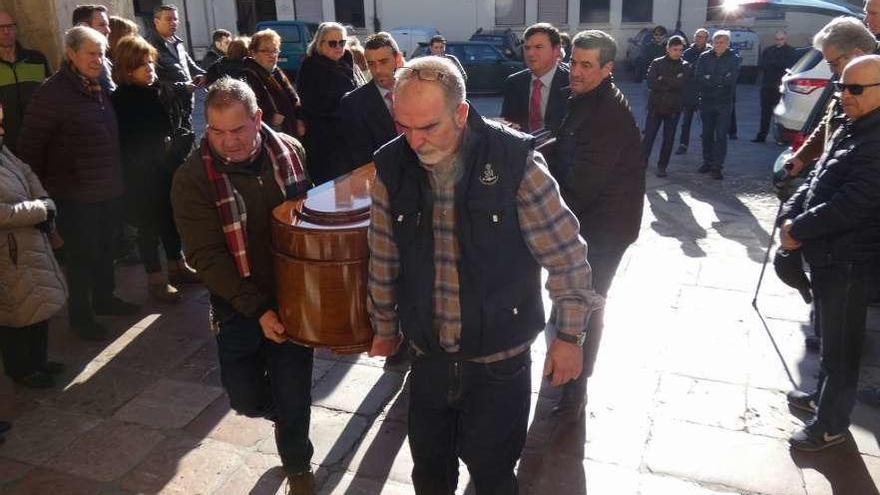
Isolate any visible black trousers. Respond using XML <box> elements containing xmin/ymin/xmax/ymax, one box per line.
<box><xmin>758</xmin><ymin>86</ymin><xmax>781</xmax><ymax>138</ymax></box>
<box><xmin>678</xmin><ymin>103</ymin><xmax>698</xmax><ymax>147</ymax></box>
<box><xmin>215</xmin><ymin>313</ymin><xmax>314</xmax><ymax>474</ymax></box>
<box><xmin>56</xmin><ymin>198</ymin><xmax>122</xmax><ymax>324</ymax></box>
<box><xmin>0</xmin><ymin>321</ymin><xmax>49</xmax><ymax>379</ymax></box>
<box><xmin>643</xmin><ymin>112</ymin><xmax>681</xmax><ymax>171</ymax></box>
<box><xmin>561</xmin><ymin>245</ymin><xmax>627</xmax><ymax>399</ymax></box>
<box><xmin>809</xmin><ymin>262</ymin><xmax>874</xmax><ymax>435</ymax></box>
<box><xmin>132</xmin><ymin>169</ymin><xmax>183</xmax><ymax>274</ymax></box>
<box><xmin>408</xmin><ymin>351</ymin><xmax>531</xmax><ymax>495</ymax></box>
<box><xmin>701</xmin><ymin>104</ymin><xmax>733</xmax><ymax>171</ymax></box>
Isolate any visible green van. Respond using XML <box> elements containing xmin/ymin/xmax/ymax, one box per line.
<box><xmin>255</xmin><ymin>20</ymin><xmax>319</xmax><ymax>77</ymax></box>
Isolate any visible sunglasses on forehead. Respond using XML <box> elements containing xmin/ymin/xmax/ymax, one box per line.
<box><xmin>834</xmin><ymin>81</ymin><xmax>880</xmax><ymax>95</ymax></box>
<box><xmin>394</xmin><ymin>67</ymin><xmax>449</xmax><ymax>81</ymax></box>
<box><xmin>323</xmin><ymin>39</ymin><xmax>345</xmax><ymax>48</ymax></box>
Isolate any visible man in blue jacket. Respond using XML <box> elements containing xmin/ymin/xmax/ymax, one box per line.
<box><xmin>676</xmin><ymin>28</ymin><xmax>709</xmax><ymax>155</ymax></box>
<box><xmin>781</xmin><ymin>55</ymin><xmax>880</xmax><ymax>452</ymax></box>
<box><xmin>695</xmin><ymin>30</ymin><xmax>740</xmax><ymax>180</ymax></box>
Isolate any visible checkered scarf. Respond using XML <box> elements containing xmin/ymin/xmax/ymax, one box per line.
<box><xmin>201</xmin><ymin>124</ymin><xmax>309</xmax><ymax>278</ymax></box>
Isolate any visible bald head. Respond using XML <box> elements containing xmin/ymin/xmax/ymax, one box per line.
<box><xmin>840</xmin><ymin>54</ymin><xmax>880</xmax><ymax>119</ymax></box>
<box><xmin>0</xmin><ymin>11</ymin><xmax>17</xmax><ymax>50</ymax></box>
<box><xmin>866</xmin><ymin>0</ymin><xmax>880</xmax><ymax>36</ymax></box>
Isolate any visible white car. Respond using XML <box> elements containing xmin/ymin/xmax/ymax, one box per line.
<box><xmin>773</xmin><ymin>48</ymin><xmax>832</xmax><ymax>144</ymax></box>
<box><xmin>388</xmin><ymin>26</ymin><xmax>441</xmax><ymax>59</ymax></box>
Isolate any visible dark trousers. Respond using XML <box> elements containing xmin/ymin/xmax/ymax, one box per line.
<box><xmin>408</xmin><ymin>351</ymin><xmax>531</xmax><ymax>495</ymax></box>
<box><xmin>758</xmin><ymin>86</ymin><xmax>781</xmax><ymax>138</ymax></box>
<box><xmin>133</xmin><ymin>171</ymin><xmax>183</xmax><ymax>274</ymax></box>
<box><xmin>678</xmin><ymin>103</ymin><xmax>698</xmax><ymax>147</ymax></box>
<box><xmin>56</xmin><ymin>198</ymin><xmax>122</xmax><ymax>324</ymax></box>
<box><xmin>643</xmin><ymin>112</ymin><xmax>681</xmax><ymax>171</ymax></box>
<box><xmin>729</xmin><ymin>98</ymin><xmax>738</xmax><ymax>137</ymax></box>
<box><xmin>809</xmin><ymin>262</ymin><xmax>874</xmax><ymax>435</ymax></box>
<box><xmin>0</xmin><ymin>321</ymin><xmax>48</xmax><ymax>379</ymax></box>
<box><xmin>215</xmin><ymin>313</ymin><xmax>314</xmax><ymax>474</ymax></box>
<box><xmin>700</xmin><ymin>104</ymin><xmax>733</xmax><ymax>171</ymax></box>
<box><xmin>561</xmin><ymin>245</ymin><xmax>626</xmax><ymax>400</ymax></box>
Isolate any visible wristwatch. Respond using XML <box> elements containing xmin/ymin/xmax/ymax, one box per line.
<box><xmin>556</xmin><ymin>331</ymin><xmax>587</xmax><ymax>347</ymax></box>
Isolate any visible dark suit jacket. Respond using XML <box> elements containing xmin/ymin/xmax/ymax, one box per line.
<box><xmin>501</xmin><ymin>64</ymin><xmax>570</xmax><ymax>133</ymax></box>
<box><xmin>340</xmin><ymin>82</ymin><xmax>398</xmax><ymax>170</ymax></box>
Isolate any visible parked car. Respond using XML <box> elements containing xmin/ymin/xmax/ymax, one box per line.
<box><xmin>388</xmin><ymin>25</ymin><xmax>441</xmax><ymax>59</ymax></box>
<box><xmin>255</xmin><ymin>20</ymin><xmax>318</xmax><ymax>77</ymax></box>
<box><xmin>412</xmin><ymin>41</ymin><xmax>525</xmax><ymax>94</ymax></box>
<box><xmin>773</xmin><ymin>47</ymin><xmax>832</xmax><ymax>144</ymax></box>
<box><xmin>469</xmin><ymin>28</ymin><xmax>523</xmax><ymax>60</ymax></box>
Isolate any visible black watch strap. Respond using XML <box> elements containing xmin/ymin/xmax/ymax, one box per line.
<box><xmin>556</xmin><ymin>331</ymin><xmax>586</xmax><ymax>347</ymax></box>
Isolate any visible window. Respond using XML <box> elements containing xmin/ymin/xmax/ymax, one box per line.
<box><xmin>274</xmin><ymin>25</ymin><xmax>302</xmax><ymax>43</ymax></box>
<box><xmin>580</xmin><ymin>0</ymin><xmax>610</xmax><ymax>24</ymax></box>
<box><xmin>622</xmin><ymin>0</ymin><xmax>652</xmax><ymax>22</ymax></box>
<box><xmin>464</xmin><ymin>44</ymin><xmax>503</xmax><ymax>62</ymax></box>
<box><xmin>496</xmin><ymin>0</ymin><xmax>525</xmax><ymax>26</ymax></box>
<box><xmin>538</xmin><ymin>0</ymin><xmax>568</xmax><ymax>25</ymax></box>
<box><xmin>133</xmin><ymin>0</ymin><xmax>161</xmax><ymax>15</ymax></box>
<box><xmin>335</xmin><ymin>0</ymin><xmax>365</xmax><ymax>27</ymax></box>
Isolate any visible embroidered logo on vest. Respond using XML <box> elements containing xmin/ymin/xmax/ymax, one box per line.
<box><xmin>480</xmin><ymin>163</ymin><xmax>499</xmax><ymax>186</ymax></box>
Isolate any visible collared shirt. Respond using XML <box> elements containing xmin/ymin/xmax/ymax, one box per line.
<box><xmin>376</xmin><ymin>83</ymin><xmax>393</xmax><ymax>115</ymax></box>
<box><xmin>368</xmin><ymin>125</ymin><xmax>603</xmax><ymax>363</ymax></box>
<box><xmin>530</xmin><ymin>63</ymin><xmax>558</xmax><ymax>120</ymax></box>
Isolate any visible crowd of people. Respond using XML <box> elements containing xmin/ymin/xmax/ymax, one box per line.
<box><xmin>0</xmin><ymin>1</ymin><xmax>879</xmax><ymax>494</ymax></box>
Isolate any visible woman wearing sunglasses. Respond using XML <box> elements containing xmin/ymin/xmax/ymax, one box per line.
<box><xmin>296</xmin><ymin>22</ymin><xmax>366</xmax><ymax>185</ymax></box>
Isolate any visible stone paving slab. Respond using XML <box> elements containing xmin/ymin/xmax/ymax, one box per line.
<box><xmin>0</xmin><ymin>406</ymin><xmax>102</xmax><ymax>465</ymax></box>
<box><xmin>1</xmin><ymin>467</ymin><xmax>105</xmax><ymax>495</ymax></box>
<box><xmin>112</xmin><ymin>378</ymin><xmax>223</xmax><ymax>429</ymax></box>
<box><xmin>50</xmin><ymin>420</ymin><xmax>165</xmax><ymax>482</ymax></box>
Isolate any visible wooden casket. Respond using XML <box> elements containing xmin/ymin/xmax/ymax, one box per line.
<box><xmin>270</xmin><ymin>164</ymin><xmax>375</xmax><ymax>354</ymax></box>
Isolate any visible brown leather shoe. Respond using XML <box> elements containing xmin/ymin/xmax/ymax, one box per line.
<box><xmin>287</xmin><ymin>470</ymin><xmax>315</xmax><ymax>495</ymax></box>
<box><xmin>149</xmin><ymin>282</ymin><xmax>182</xmax><ymax>304</ymax></box>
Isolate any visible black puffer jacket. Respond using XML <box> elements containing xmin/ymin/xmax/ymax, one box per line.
<box><xmin>646</xmin><ymin>55</ymin><xmax>690</xmax><ymax>115</ymax></box>
<box><xmin>547</xmin><ymin>78</ymin><xmax>646</xmax><ymax>248</ymax></box>
<box><xmin>780</xmin><ymin>107</ymin><xmax>880</xmax><ymax>265</ymax></box>
<box><xmin>17</xmin><ymin>62</ymin><xmax>123</xmax><ymax>203</ymax></box>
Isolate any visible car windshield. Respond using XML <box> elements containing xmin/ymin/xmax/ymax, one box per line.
<box><xmin>461</xmin><ymin>44</ymin><xmax>502</xmax><ymax>62</ymax></box>
<box><xmin>472</xmin><ymin>35</ymin><xmax>504</xmax><ymax>45</ymax></box>
<box><xmin>272</xmin><ymin>26</ymin><xmax>301</xmax><ymax>43</ymax></box>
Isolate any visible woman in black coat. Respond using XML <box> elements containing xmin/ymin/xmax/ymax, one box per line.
<box><xmin>296</xmin><ymin>22</ymin><xmax>365</xmax><ymax>184</ymax></box>
<box><xmin>111</xmin><ymin>35</ymin><xmax>198</xmax><ymax>303</ymax></box>
<box><xmin>241</xmin><ymin>30</ymin><xmax>301</xmax><ymax>137</ymax></box>
<box><xmin>206</xmin><ymin>36</ymin><xmax>250</xmax><ymax>85</ymax></box>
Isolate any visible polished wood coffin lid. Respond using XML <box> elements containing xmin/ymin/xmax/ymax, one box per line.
<box><xmin>271</xmin><ymin>164</ymin><xmax>376</xmax><ymax>354</ymax></box>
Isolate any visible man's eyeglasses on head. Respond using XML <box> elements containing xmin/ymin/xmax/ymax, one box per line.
<box><xmin>395</xmin><ymin>67</ymin><xmax>448</xmax><ymax>82</ymax></box>
<box><xmin>834</xmin><ymin>81</ymin><xmax>880</xmax><ymax>95</ymax></box>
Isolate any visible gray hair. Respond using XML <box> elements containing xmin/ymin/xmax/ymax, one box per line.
<box><xmin>205</xmin><ymin>77</ymin><xmax>260</xmax><ymax>118</ymax></box>
<box><xmin>713</xmin><ymin>30</ymin><xmax>731</xmax><ymax>42</ymax></box>
<box><xmin>394</xmin><ymin>56</ymin><xmax>465</xmax><ymax>111</ymax></box>
<box><xmin>64</xmin><ymin>25</ymin><xmax>107</xmax><ymax>52</ymax></box>
<box><xmin>813</xmin><ymin>16</ymin><xmax>877</xmax><ymax>54</ymax></box>
<box><xmin>572</xmin><ymin>30</ymin><xmax>617</xmax><ymax>67</ymax></box>
<box><xmin>306</xmin><ymin>21</ymin><xmax>346</xmax><ymax>57</ymax></box>
<box><xmin>694</xmin><ymin>28</ymin><xmax>709</xmax><ymax>38</ymax></box>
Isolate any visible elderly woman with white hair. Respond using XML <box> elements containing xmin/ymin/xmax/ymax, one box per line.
<box><xmin>295</xmin><ymin>21</ymin><xmax>365</xmax><ymax>184</ymax></box>
<box><xmin>17</xmin><ymin>26</ymin><xmax>139</xmax><ymax>342</ymax></box>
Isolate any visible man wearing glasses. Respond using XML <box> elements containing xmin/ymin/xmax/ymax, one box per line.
<box><xmin>780</xmin><ymin>54</ymin><xmax>880</xmax><ymax>452</ymax></box>
<box><xmin>752</xmin><ymin>31</ymin><xmax>797</xmax><ymax>143</ymax></box>
<box><xmin>0</xmin><ymin>11</ymin><xmax>49</xmax><ymax>154</ymax></box>
<box><xmin>366</xmin><ymin>56</ymin><xmax>602</xmax><ymax>494</ymax></box>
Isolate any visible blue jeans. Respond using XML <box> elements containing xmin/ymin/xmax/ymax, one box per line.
<box><xmin>700</xmin><ymin>104</ymin><xmax>732</xmax><ymax>170</ymax></box>
<box><xmin>809</xmin><ymin>262</ymin><xmax>874</xmax><ymax>435</ymax></box>
<box><xmin>643</xmin><ymin>112</ymin><xmax>681</xmax><ymax>171</ymax></box>
<box><xmin>215</xmin><ymin>313</ymin><xmax>314</xmax><ymax>474</ymax></box>
<box><xmin>408</xmin><ymin>351</ymin><xmax>531</xmax><ymax>495</ymax></box>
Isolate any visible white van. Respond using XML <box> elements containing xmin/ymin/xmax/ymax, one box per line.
<box><xmin>388</xmin><ymin>26</ymin><xmax>441</xmax><ymax>59</ymax></box>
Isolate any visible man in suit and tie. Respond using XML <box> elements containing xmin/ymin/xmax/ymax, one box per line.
<box><xmin>501</xmin><ymin>23</ymin><xmax>570</xmax><ymax>133</ymax></box>
<box><xmin>340</xmin><ymin>32</ymin><xmax>404</xmax><ymax>171</ymax></box>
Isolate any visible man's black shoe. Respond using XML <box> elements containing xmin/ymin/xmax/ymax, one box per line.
<box><xmin>40</xmin><ymin>361</ymin><xmax>65</xmax><ymax>375</ymax></box>
<box><xmin>674</xmin><ymin>144</ymin><xmax>687</xmax><ymax>155</ymax></box>
<box><xmin>698</xmin><ymin>164</ymin><xmax>712</xmax><ymax>173</ymax></box>
<box><xmin>656</xmin><ymin>168</ymin><xmax>668</xmax><ymax>178</ymax></box>
<box><xmin>789</xmin><ymin>426</ymin><xmax>845</xmax><ymax>452</ymax></box>
<box><xmin>72</xmin><ymin>320</ymin><xmax>108</xmax><ymax>341</ymax></box>
<box><xmin>14</xmin><ymin>371</ymin><xmax>55</xmax><ymax>389</ymax></box>
<box><xmin>93</xmin><ymin>296</ymin><xmax>140</xmax><ymax>316</ymax></box>
<box><xmin>711</xmin><ymin>169</ymin><xmax>724</xmax><ymax>180</ymax></box>
<box><xmin>787</xmin><ymin>390</ymin><xmax>818</xmax><ymax>414</ymax></box>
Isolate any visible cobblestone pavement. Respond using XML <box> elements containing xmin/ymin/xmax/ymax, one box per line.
<box><xmin>1</xmin><ymin>81</ymin><xmax>879</xmax><ymax>495</ymax></box>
